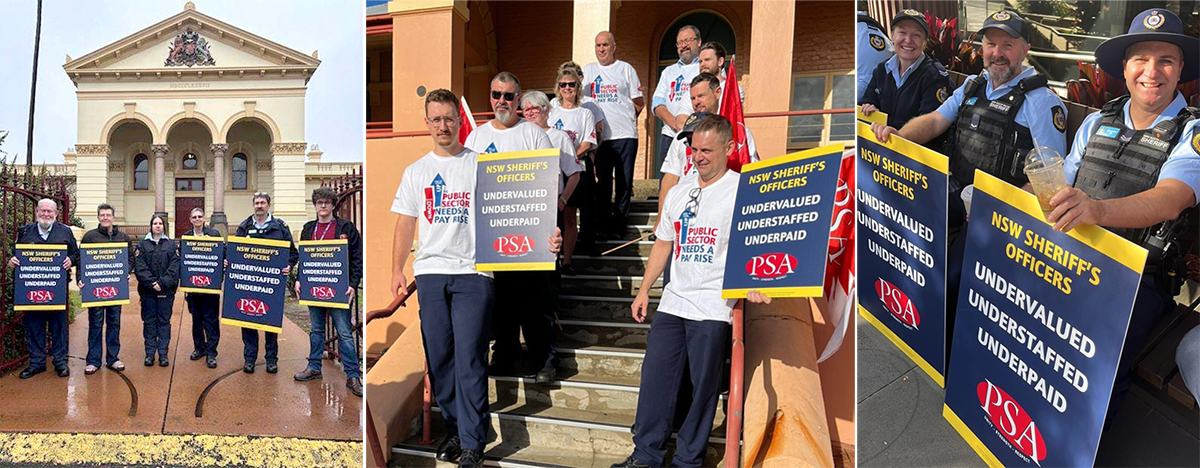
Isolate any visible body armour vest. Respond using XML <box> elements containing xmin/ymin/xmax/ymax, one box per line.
<box><xmin>946</xmin><ymin>74</ymin><xmax>1048</xmax><ymax>188</ymax></box>
<box><xmin>1073</xmin><ymin>96</ymin><xmax>1199</xmax><ymax>249</ymax></box>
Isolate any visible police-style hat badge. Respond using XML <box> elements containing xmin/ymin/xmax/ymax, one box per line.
<box><xmin>676</xmin><ymin>112</ymin><xmax>712</xmax><ymax>140</ymax></box>
<box><xmin>891</xmin><ymin>9</ymin><xmax>928</xmax><ymax>34</ymax></box>
<box><xmin>1095</xmin><ymin>8</ymin><xmax>1199</xmax><ymax>83</ymax></box>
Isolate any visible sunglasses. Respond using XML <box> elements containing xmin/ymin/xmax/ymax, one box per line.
<box><xmin>557</xmin><ymin>82</ymin><xmax>578</xmax><ymax>89</ymax></box>
<box><xmin>490</xmin><ymin>91</ymin><xmax>517</xmax><ymax>101</ymax></box>
<box><xmin>684</xmin><ymin>187</ymin><xmax>701</xmax><ymax>218</ymax></box>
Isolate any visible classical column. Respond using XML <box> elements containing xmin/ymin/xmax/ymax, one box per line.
<box><xmin>269</xmin><ymin>142</ymin><xmax>308</xmax><ymax>236</ymax></box>
<box><xmin>209</xmin><ymin>143</ymin><xmax>229</xmax><ymax>233</ymax></box>
<box><xmin>571</xmin><ymin>0</ymin><xmax>610</xmax><ymax>67</ymax></box>
<box><xmin>73</xmin><ymin>144</ymin><xmax>111</xmax><ymax>229</ymax></box>
<box><xmin>152</xmin><ymin>144</ymin><xmax>169</xmax><ymax>221</ymax></box>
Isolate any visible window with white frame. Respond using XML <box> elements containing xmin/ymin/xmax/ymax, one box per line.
<box><xmin>788</xmin><ymin>71</ymin><xmax>855</xmax><ymax>149</ymax></box>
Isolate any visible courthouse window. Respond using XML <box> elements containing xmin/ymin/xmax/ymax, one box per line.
<box><xmin>133</xmin><ymin>153</ymin><xmax>149</xmax><ymax>190</ymax></box>
<box><xmin>232</xmin><ymin>153</ymin><xmax>248</xmax><ymax>190</ymax></box>
<box><xmin>788</xmin><ymin>71</ymin><xmax>855</xmax><ymax>149</ymax></box>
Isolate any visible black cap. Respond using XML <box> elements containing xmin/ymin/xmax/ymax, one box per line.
<box><xmin>676</xmin><ymin>112</ymin><xmax>711</xmax><ymax>140</ymax></box>
<box><xmin>1095</xmin><ymin>8</ymin><xmax>1199</xmax><ymax>83</ymax></box>
<box><xmin>891</xmin><ymin>9</ymin><xmax>928</xmax><ymax>34</ymax></box>
<box><xmin>979</xmin><ymin>10</ymin><xmax>1025</xmax><ymax>40</ymax></box>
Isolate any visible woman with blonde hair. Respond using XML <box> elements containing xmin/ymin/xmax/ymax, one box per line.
<box><xmin>549</xmin><ymin>64</ymin><xmax>597</xmax><ymax>273</ymax></box>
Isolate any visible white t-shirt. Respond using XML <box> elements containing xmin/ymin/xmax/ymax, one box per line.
<box><xmin>583</xmin><ymin>60</ymin><xmax>643</xmax><ymax>141</ymax></box>
<box><xmin>661</xmin><ymin>125</ymin><xmax>759</xmax><ymax>178</ymax></box>
<box><xmin>551</xmin><ymin>96</ymin><xmax>605</xmax><ymax>126</ymax></box>
<box><xmin>545</xmin><ymin>127</ymin><xmax>582</xmax><ymax>195</ymax></box>
<box><xmin>463</xmin><ymin>119</ymin><xmax>553</xmax><ymax>155</ymax></box>
<box><xmin>653</xmin><ymin>59</ymin><xmax>700</xmax><ymax>138</ymax></box>
<box><xmin>548</xmin><ymin>105</ymin><xmax>598</xmax><ymax>148</ymax></box>
<box><xmin>655</xmin><ymin>169</ymin><xmax>740</xmax><ymax>323</ymax></box>
<box><xmin>391</xmin><ymin>149</ymin><xmax>488</xmax><ymax>277</ymax></box>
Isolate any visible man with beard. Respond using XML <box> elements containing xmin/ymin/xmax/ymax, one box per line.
<box><xmin>652</xmin><ymin>25</ymin><xmax>702</xmax><ymax>169</ymax></box>
<box><xmin>234</xmin><ymin>192</ymin><xmax>298</xmax><ymax>374</ymax></box>
<box><xmin>8</xmin><ymin>199</ymin><xmax>80</xmax><ymax>379</ymax></box>
<box><xmin>871</xmin><ymin>10</ymin><xmax>1066</xmax><ymax>348</ymax></box>
<box><xmin>1047</xmin><ymin>8</ymin><xmax>1199</xmax><ymax>424</ymax></box>
<box><xmin>80</xmin><ymin>203</ymin><xmax>131</xmax><ymax>374</ymax></box>
<box><xmin>463</xmin><ymin>72</ymin><xmax>560</xmax><ymax>383</ymax></box>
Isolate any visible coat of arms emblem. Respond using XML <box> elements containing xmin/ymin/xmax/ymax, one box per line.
<box><xmin>165</xmin><ymin>28</ymin><xmax>216</xmax><ymax>66</ymax></box>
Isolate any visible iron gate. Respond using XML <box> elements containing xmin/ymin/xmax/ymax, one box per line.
<box><xmin>319</xmin><ymin>167</ymin><xmax>364</xmax><ymax>367</ymax></box>
<box><xmin>1</xmin><ymin>164</ymin><xmax>72</xmax><ymax>375</ymax></box>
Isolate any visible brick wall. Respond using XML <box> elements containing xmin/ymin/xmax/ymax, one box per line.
<box><xmin>793</xmin><ymin>1</ymin><xmax>855</xmax><ymax>74</ymax></box>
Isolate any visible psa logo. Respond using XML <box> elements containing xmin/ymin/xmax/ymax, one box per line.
<box><xmin>493</xmin><ymin>235</ymin><xmax>534</xmax><ymax>256</ymax></box>
<box><xmin>875</xmin><ymin>278</ymin><xmax>919</xmax><ymax>329</ymax></box>
<box><xmin>978</xmin><ymin>380</ymin><xmax>1047</xmax><ymax>465</ymax></box>
<box><xmin>235</xmin><ymin>298</ymin><xmax>269</xmax><ymax>317</ymax></box>
<box><xmin>190</xmin><ymin>275</ymin><xmax>212</xmax><ymax>287</ymax></box>
<box><xmin>745</xmin><ymin>253</ymin><xmax>796</xmax><ymax>280</ymax></box>
<box><xmin>27</xmin><ymin>290</ymin><xmax>54</xmax><ymax>303</ymax></box>
<box><xmin>93</xmin><ymin>286</ymin><xmax>120</xmax><ymax>300</ymax></box>
<box><xmin>310</xmin><ymin>286</ymin><xmax>336</xmax><ymax>300</ymax></box>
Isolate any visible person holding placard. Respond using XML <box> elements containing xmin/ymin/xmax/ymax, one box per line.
<box><xmin>134</xmin><ymin>214</ymin><xmax>180</xmax><ymax>367</ymax></box>
<box><xmin>79</xmin><ymin>203</ymin><xmax>130</xmax><ymax>374</ymax></box>
<box><xmin>8</xmin><ymin>199</ymin><xmax>79</xmax><ymax>379</ymax></box>
<box><xmin>234</xmin><ymin>192</ymin><xmax>298</xmax><ymax>374</ymax></box>
<box><xmin>464</xmin><ymin>72</ymin><xmax>561</xmax><ymax>383</ymax></box>
<box><xmin>1048</xmin><ymin>7</ymin><xmax>1199</xmax><ymax>422</ymax></box>
<box><xmin>859</xmin><ymin>10</ymin><xmax>953</xmax><ymax>136</ymax></box>
<box><xmin>182</xmin><ymin>207</ymin><xmax>222</xmax><ymax>368</ymax></box>
<box><xmin>294</xmin><ymin>187</ymin><xmax>364</xmax><ymax>397</ymax></box>
<box><xmin>615</xmin><ymin>115</ymin><xmax>769</xmax><ymax>468</ymax></box>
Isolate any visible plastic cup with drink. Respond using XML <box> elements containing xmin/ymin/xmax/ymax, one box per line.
<box><xmin>1024</xmin><ymin>142</ymin><xmax>1069</xmax><ymax>217</ymax></box>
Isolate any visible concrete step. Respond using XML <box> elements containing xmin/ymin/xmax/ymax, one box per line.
<box><xmin>585</xmin><ymin>239</ymin><xmax>657</xmax><ymax>257</ymax></box>
<box><xmin>559</xmin><ymin>274</ymin><xmax>662</xmax><ymax>298</ymax></box>
<box><xmin>391</xmin><ymin>443</ymin><xmax>626</xmax><ymax>468</ymax></box>
<box><xmin>407</xmin><ymin>400</ymin><xmax>729</xmax><ymax>467</ymax></box>
<box><xmin>571</xmin><ymin>255</ymin><xmax>648</xmax><ymax>276</ymax></box>
<box><xmin>556</xmin><ymin>345</ymin><xmax>646</xmax><ymax>384</ymax></box>
<box><xmin>559</xmin><ymin>296</ymin><xmax>661</xmax><ymax>323</ymax></box>
<box><xmin>486</xmin><ymin>375</ymin><xmax>728</xmax><ymax>427</ymax></box>
<box><xmin>559</xmin><ymin>320</ymin><xmax>649</xmax><ymax>350</ymax></box>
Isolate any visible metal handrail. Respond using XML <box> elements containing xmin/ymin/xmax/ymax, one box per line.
<box><xmin>726</xmin><ymin>299</ymin><xmax>746</xmax><ymax>468</ymax></box>
<box><xmin>363</xmin><ymin>282</ymin><xmax>417</xmax><ymax>468</ymax></box>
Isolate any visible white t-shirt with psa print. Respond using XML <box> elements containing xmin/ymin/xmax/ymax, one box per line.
<box><xmin>464</xmin><ymin>119</ymin><xmax>554</xmax><ymax>155</ymax></box>
<box><xmin>392</xmin><ymin>149</ymin><xmax>489</xmax><ymax>277</ymax></box>
<box><xmin>654</xmin><ymin>169</ymin><xmax>740</xmax><ymax>323</ymax></box>
<box><xmin>583</xmin><ymin>60</ymin><xmax>643</xmax><ymax>140</ymax></box>
<box><xmin>545</xmin><ymin>127</ymin><xmax>582</xmax><ymax>195</ymax></box>
<box><xmin>653</xmin><ymin>60</ymin><xmax>700</xmax><ymax>138</ymax></box>
<box><xmin>548</xmin><ymin>105</ymin><xmax>598</xmax><ymax>149</ymax></box>
<box><xmin>661</xmin><ymin>126</ymin><xmax>760</xmax><ymax>178</ymax></box>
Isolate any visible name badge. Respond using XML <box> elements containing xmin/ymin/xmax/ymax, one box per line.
<box><xmin>988</xmin><ymin>100</ymin><xmax>1011</xmax><ymax>114</ymax></box>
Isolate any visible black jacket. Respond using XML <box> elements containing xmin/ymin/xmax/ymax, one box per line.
<box><xmin>299</xmin><ymin>217</ymin><xmax>364</xmax><ymax>288</ymax></box>
<box><xmin>13</xmin><ymin>222</ymin><xmax>80</xmax><ymax>281</ymax></box>
<box><xmin>134</xmin><ymin>235</ymin><xmax>180</xmax><ymax>294</ymax></box>
<box><xmin>860</xmin><ymin>54</ymin><xmax>954</xmax><ymax>131</ymax></box>
<box><xmin>235</xmin><ymin>215</ymin><xmax>298</xmax><ymax>267</ymax></box>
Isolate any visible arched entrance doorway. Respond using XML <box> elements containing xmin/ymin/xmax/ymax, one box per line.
<box><xmin>654</xmin><ymin>11</ymin><xmax>736</xmax><ymax>177</ymax></box>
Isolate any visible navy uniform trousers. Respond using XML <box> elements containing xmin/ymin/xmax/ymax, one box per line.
<box><xmin>418</xmin><ymin>273</ymin><xmax>495</xmax><ymax>452</ymax></box>
<box><xmin>632</xmin><ymin>311</ymin><xmax>729</xmax><ymax>468</ymax></box>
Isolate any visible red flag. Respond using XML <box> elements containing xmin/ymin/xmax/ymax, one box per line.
<box><xmin>819</xmin><ymin>147</ymin><xmax>857</xmax><ymax>362</ymax></box>
<box><xmin>458</xmin><ymin>96</ymin><xmax>477</xmax><ymax>144</ymax></box>
<box><xmin>718</xmin><ymin>57</ymin><xmax>750</xmax><ymax>173</ymax></box>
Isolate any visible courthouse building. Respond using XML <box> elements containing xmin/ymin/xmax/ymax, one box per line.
<box><xmin>58</xmin><ymin>2</ymin><xmax>356</xmax><ymax>236</ymax></box>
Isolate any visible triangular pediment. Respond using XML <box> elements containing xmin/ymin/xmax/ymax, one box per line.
<box><xmin>64</xmin><ymin>3</ymin><xmax>319</xmax><ymax>78</ymax></box>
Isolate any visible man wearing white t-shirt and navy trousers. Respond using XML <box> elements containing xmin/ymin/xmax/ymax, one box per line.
<box><xmin>463</xmin><ymin>72</ymin><xmax>563</xmax><ymax>384</ymax></box>
<box><xmin>613</xmin><ymin>114</ymin><xmax>770</xmax><ymax>468</ymax></box>
<box><xmin>392</xmin><ymin>88</ymin><xmax>563</xmax><ymax>468</ymax></box>
<box><xmin>653</xmin><ymin>25</ymin><xmax>702</xmax><ymax>176</ymax></box>
<box><xmin>585</xmin><ymin>31</ymin><xmax>645</xmax><ymax>236</ymax></box>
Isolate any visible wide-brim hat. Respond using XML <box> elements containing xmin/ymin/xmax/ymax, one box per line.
<box><xmin>1095</xmin><ymin>8</ymin><xmax>1200</xmax><ymax>83</ymax></box>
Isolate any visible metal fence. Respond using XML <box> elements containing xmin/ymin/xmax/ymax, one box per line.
<box><xmin>0</xmin><ymin>164</ymin><xmax>72</xmax><ymax>375</ymax></box>
<box><xmin>319</xmin><ymin>166</ymin><xmax>365</xmax><ymax>365</ymax></box>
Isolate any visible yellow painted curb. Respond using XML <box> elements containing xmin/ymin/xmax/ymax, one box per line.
<box><xmin>0</xmin><ymin>432</ymin><xmax>362</xmax><ymax>467</ymax></box>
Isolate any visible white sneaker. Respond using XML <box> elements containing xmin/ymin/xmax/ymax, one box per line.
<box><xmin>84</xmin><ymin>364</ymin><xmax>99</xmax><ymax>375</ymax></box>
<box><xmin>108</xmin><ymin>361</ymin><xmax>125</xmax><ymax>372</ymax></box>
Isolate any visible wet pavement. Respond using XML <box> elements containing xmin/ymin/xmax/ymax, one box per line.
<box><xmin>0</xmin><ymin>283</ymin><xmax>362</xmax><ymax>441</ymax></box>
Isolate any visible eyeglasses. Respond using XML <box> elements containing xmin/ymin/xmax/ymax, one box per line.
<box><xmin>557</xmin><ymin>82</ymin><xmax>578</xmax><ymax>89</ymax></box>
<box><xmin>684</xmin><ymin>187</ymin><xmax>701</xmax><ymax>218</ymax></box>
<box><xmin>491</xmin><ymin>91</ymin><xmax>517</xmax><ymax>101</ymax></box>
<box><xmin>315</xmin><ymin>200</ymin><xmax>334</xmax><ymax>207</ymax></box>
<box><xmin>676</xmin><ymin>37</ymin><xmax>698</xmax><ymax>47</ymax></box>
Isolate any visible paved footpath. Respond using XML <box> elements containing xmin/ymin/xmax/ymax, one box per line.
<box><xmin>0</xmin><ymin>283</ymin><xmax>362</xmax><ymax>467</ymax></box>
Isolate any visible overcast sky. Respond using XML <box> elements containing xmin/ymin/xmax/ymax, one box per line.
<box><xmin>0</xmin><ymin>0</ymin><xmax>364</xmax><ymax>163</ymax></box>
